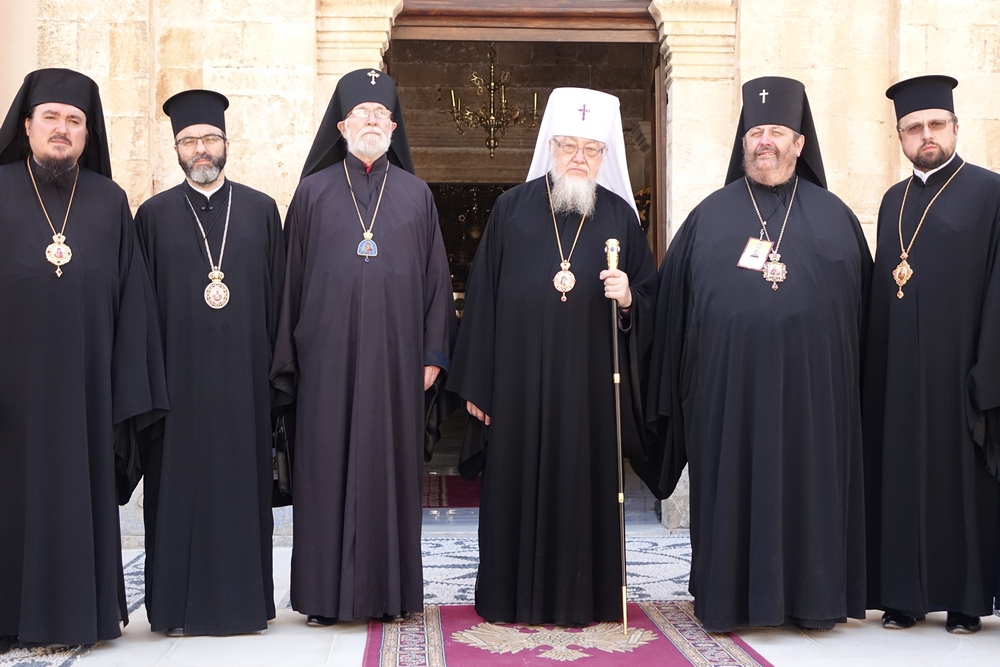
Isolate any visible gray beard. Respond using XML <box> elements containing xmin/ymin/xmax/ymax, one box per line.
<box><xmin>549</xmin><ymin>169</ymin><xmax>597</xmax><ymax>217</ymax></box>
<box><xmin>180</xmin><ymin>152</ymin><xmax>226</xmax><ymax>185</ymax></box>
<box><xmin>34</xmin><ymin>155</ymin><xmax>78</xmax><ymax>186</ymax></box>
<box><xmin>346</xmin><ymin>130</ymin><xmax>391</xmax><ymax>163</ymax></box>
<box><xmin>743</xmin><ymin>145</ymin><xmax>796</xmax><ymax>185</ymax></box>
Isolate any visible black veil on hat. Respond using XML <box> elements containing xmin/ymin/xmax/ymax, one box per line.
<box><xmin>0</xmin><ymin>68</ymin><xmax>112</xmax><ymax>178</ymax></box>
<box><xmin>885</xmin><ymin>75</ymin><xmax>958</xmax><ymax>121</ymax></box>
<box><xmin>300</xmin><ymin>68</ymin><xmax>413</xmax><ymax>179</ymax></box>
<box><xmin>725</xmin><ymin>76</ymin><xmax>827</xmax><ymax>189</ymax></box>
<box><xmin>163</xmin><ymin>89</ymin><xmax>230</xmax><ymax>136</ymax></box>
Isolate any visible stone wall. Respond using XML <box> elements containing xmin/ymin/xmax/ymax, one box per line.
<box><xmin>9</xmin><ymin>1</ymin><xmax>1000</xmax><ymax>539</ymax></box>
<box><xmin>150</xmin><ymin>0</ymin><xmax>317</xmax><ymax>215</ymax></box>
<box><xmin>900</xmin><ymin>0</ymin><xmax>1000</xmax><ymax>176</ymax></box>
<box><xmin>651</xmin><ymin>0</ymin><xmax>1000</xmax><ymax>249</ymax></box>
<box><xmin>0</xmin><ymin>0</ymin><xmax>39</xmax><ymax>112</ymax></box>
<box><xmin>649</xmin><ymin>0</ymin><xmax>739</xmax><ymax>246</ymax></box>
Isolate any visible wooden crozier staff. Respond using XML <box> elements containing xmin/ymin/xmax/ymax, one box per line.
<box><xmin>605</xmin><ymin>238</ymin><xmax>628</xmax><ymax>634</ymax></box>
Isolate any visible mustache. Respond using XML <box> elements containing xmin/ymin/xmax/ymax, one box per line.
<box><xmin>754</xmin><ymin>144</ymin><xmax>779</xmax><ymax>157</ymax></box>
<box><xmin>184</xmin><ymin>152</ymin><xmax>223</xmax><ymax>169</ymax></box>
<box><xmin>49</xmin><ymin>132</ymin><xmax>72</xmax><ymax>145</ymax></box>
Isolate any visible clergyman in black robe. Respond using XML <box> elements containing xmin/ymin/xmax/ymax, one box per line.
<box><xmin>863</xmin><ymin>75</ymin><xmax>1000</xmax><ymax>635</ymax></box>
<box><xmin>270</xmin><ymin>69</ymin><xmax>453</xmax><ymax>624</ymax></box>
<box><xmin>0</xmin><ymin>68</ymin><xmax>167</xmax><ymax>649</ymax></box>
<box><xmin>448</xmin><ymin>88</ymin><xmax>657</xmax><ymax>626</ymax></box>
<box><xmin>134</xmin><ymin>90</ymin><xmax>284</xmax><ymax>636</ymax></box>
<box><xmin>645</xmin><ymin>77</ymin><xmax>872</xmax><ymax>633</ymax></box>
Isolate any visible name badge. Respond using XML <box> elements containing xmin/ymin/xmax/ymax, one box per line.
<box><xmin>737</xmin><ymin>237</ymin><xmax>773</xmax><ymax>271</ymax></box>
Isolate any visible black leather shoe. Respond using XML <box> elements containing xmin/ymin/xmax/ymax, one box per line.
<box><xmin>946</xmin><ymin>612</ymin><xmax>981</xmax><ymax>634</ymax></box>
<box><xmin>379</xmin><ymin>612</ymin><xmax>411</xmax><ymax>623</ymax></box>
<box><xmin>165</xmin><ymin>628</ymin><xmax>185</xmax><ymax>637</ymax></box>
<box><xmin>881</xmin><ymin>610</ymin><xmax>917</xmax><ymax>629</ymax></box>
<box><xmin>0</xmin><ymin>635</ymin><xmax>16</xmax><ymax>654</ymax></box>
<box><xmin>307</xmin><ymin>615</ymin><xmax>338</xmax><ymax>627</ymax></box>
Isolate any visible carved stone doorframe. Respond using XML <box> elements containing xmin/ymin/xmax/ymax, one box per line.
<box><xmin>648</xmin><ymin>0</ymin><xmax>738</xmax><ymax>247</ymax></box>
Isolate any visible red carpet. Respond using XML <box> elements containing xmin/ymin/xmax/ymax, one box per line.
<box><xmin>363</xmin><ymin>602</ymin><xmax>772</xmax><ymax>666</ymax></box>
<box><xmin>422</xmin><ymin>474</ymin><xmax>481</xmax><ymax>508</ymax></box>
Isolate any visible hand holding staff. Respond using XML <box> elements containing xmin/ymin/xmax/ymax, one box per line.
<box><xmin>604</xmin><ymin>238</ymin><xmax>628</xmax><ymax>634</ymax></box>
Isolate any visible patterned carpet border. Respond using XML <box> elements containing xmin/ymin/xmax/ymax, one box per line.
<box><xmin>0</xmin><ymin>554</ymin><xmax>145</xmax><ymax>667</ymax></box>
<box><xmin>645</xmin><ymin>601</ymin><xmax>769</xmax><ymax>667</ymax></box>
<box><xmin>363</xmin><ymin>602</ymin><xmax>771</xmax><ymax>667</ymax></box>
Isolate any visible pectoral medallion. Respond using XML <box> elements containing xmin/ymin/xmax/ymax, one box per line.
<box><xmin>893</xmin><ymin>163</ymin><xmax>966</xmax><ymax>301</ymax></box>
<box><xmin>45</xmin><ymin>233</ymin><xmax>72</xmax><ymax>277</ymax></box>
<box><xmin>893</xmin><ymin>254</ymin><xmax>913</xmax><ymax>299</ymax></box>
<box><xmin>762</xmin><ymin>253</ymin><xmax>786</xmax><ymax>291</ymax></box>
<box><xmin>552</xmin><ymin>261</ymin><xmax>576</xmax><ymax>302</ymax></box>
<box><xmin>204</xmin><ymin>269</ymin><xmax>230</xmax><ymax>309</ymax></box>
<box><xmin>357</xmin><ymin>231</ymin><xmax>378</xmax><ymax>262</ymax></box>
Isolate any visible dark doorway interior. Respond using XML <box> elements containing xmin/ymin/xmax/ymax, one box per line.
<box><xmin>429</xmin><ymin>182</ymin><xmax>515</xmax><ymax>311</ymax></box>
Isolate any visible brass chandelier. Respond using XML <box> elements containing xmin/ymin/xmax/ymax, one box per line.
<box><xmin>449</xmin><ymin>43</ymin><xmax>538</xmax><ymax>159</ymax></box>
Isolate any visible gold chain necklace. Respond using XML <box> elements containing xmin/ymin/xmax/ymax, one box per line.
<box><xmin>745</xmin><ymin>175</ymin><xmax>798</xmax><ymax>291</ymax></box>
<box><xmin>893</xmin><ymin>160</ymin><xmax>965</xmax><ymax>298</ymax></box>
<box><xmin>344</xmin><ymin>159</ymin><xmax>389</xmax><ymax>262</ymax></box>
<box><xmin>27</xmin><ymin>157</ymin><xmax>79</xmax><ymax>277</ymax></box>
<box><xmin>545</xmin><ymin>175</ymin><xmax>587</xmax><ymax>302</ymax></box>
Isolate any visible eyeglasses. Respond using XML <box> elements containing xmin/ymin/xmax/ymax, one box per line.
<box><xmin>552</xmin><ymin>139</ymin><xmax>605</xmax><ymax>159</ymax></box>
<box><xmin>897</xmin><ymin>119</ymin><xmax>954</xmax><ymax>136</ymax></box>
<box><xmin>175</xmin><ymin>134</ymin><xmax>226</xmax><ymax>149</ymax></box>
<box><xmin>347</xmin><ymin>107</ymin><xmax>392</xmax><ymax>120</ymax></box>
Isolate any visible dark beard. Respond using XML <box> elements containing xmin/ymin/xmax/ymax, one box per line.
<box><xmin>913</xmin><ymin>144</ymin><xmax>951</xmax><ymax>171</ymax></box>
<box><xmin>35</xmin><ymin>156</ymin><xmax>78</xmax><ymax>186</ymax></box>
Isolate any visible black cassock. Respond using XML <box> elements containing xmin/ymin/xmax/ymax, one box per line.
<box><xmin>135</xmin><ymin>180</ymin><xmax>284</xmax><ymax>635</ymax></box>
<box><xmin>646</xmin><ymin>177</ymin><xmax>871</xmax><ymax>632</ymax></box>
<box><xmin>447</xmin><ymin>177</ymin><xmax>656</xmax><ymax>626</ymax></box>
<box><xmin>0</xmin><ymin>160</ymin><xmax>167</xmax><ymax>645</ymax></box>
<box><xmin>863</xmin><ymin>156</ymin><xmax>1000</xmax><ymax>617</ymax></box>
<box><xmin>271</xmin><ymin>154</ymin><xmax>452</xmax><ymax>621</ymax></box>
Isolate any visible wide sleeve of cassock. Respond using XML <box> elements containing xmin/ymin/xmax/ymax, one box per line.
<box><xmin>264</xmin><ymin>197</ymin><xmax>287</xmax><ymax>396</ymax></box>
<box><xmin>641</xmin><ymin>209</ymin><xmax>699</xmax><ymax>500</ymax></box>
<box><xmin>421</xmin><ymin>187</ymin><xmax>453</xmax><ymax>371</ymax></box>
<box><xmin>419</xmin><ymin>183</ymin><xmax>458</xmax><ymax>461</ymax></box>
<box><xmin>114</xmin><ymin>194</ymin><xmax>169</xmax><ymax>503</ymax></box>
<box><xmin>968</xmin><ymin>205</ymin><xmax>1000</xmax><ymax>480</ymax></box>
<box><xmin>446</xmin><ymin>192</ymin><xmax>507</xmax><ymax>479</ymax></box>
<box><xmin>617</xmin><ymin>208</ymin><xmax>658</xmax><ymax>477</ymax></box>
<box><xmin>270</xmin><ymin>186</ymin><xmax>306</xmax><ymax>410</ymax></box>
<box><xmin>853</xmin><ymin>210</ymin><xmax>874</xmax><ymax>371</ymax></box>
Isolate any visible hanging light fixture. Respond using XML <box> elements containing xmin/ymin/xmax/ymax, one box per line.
<box><xmin>449</xmin><ymin>43</ymin><xmax>538</xmax><ymax>159</ymax></box>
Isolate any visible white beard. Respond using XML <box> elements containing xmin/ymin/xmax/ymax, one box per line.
<box><xmin>345</xmin><ymin>126</ymin><xmax>392</xmax><ymax>163</ymax></box>
<box><xmin>549</xmin><ymin>168</ymin><xmax>597</xmax><ymax>217</ymax></box>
